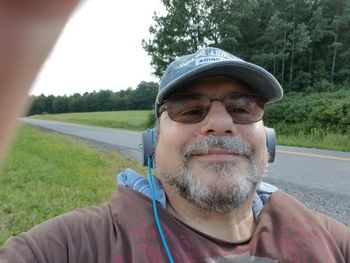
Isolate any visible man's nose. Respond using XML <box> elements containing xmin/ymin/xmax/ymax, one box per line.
<box><xmin>200</xmin><ymin>101</ymin><xmax>236</xmax><ymax>136</ymax></box>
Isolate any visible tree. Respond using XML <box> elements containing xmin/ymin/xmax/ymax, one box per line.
<box><xmin>68</xmin><ymin>93</ymin><xmax>83</xmax><ymax>112</ymax></box>
<box><xmin>328</xmin><ymin>0</ymin><xmax>350</xmax><ymax>83</ymax></box>
<box><xmin>142</xmin><ymin>0</ymin><xmax>209</xmax><ymax>77</ymax></box>
<box><xmin>308</xmin><ymin>5</ymin><xmax>331</xmax><ymax>89</ymax></box>
<box><xmin>29</xmin><ymin>94</ymin><xmax>46</xmax><ymax>115</ymax></box>
<box><xmin>97</xmin><ymin>90</ymin><xmax>114</xmax><ymax>111</ymax></box>
<box><xmin>52</xmin><ymin>96</ymin><xmax>69</xmax><ymax>113</ymax></box>
<box><xmin>252</xmin><ymin>11</ymin><xmax>291</xmax><ymax>83</ymax></box>
<box><xmin>144</xmin><ymin>0</ymin><xmax>349</xmax><ymax>93</ymax></box>
<box><xmin>142</xmin><ymin>0</ymin><xmax>244</xmax><ymax>77</ymax></box>
<box><xmin>131</xmin><ymin>81</ymin><xmax>158</xmax><ymax>109</ymax></box>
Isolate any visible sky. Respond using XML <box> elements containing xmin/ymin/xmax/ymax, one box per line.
<box><xmin>30</xmin><ymin>0</ymin><xmax>165</xmax><ymax>96</ymax></box>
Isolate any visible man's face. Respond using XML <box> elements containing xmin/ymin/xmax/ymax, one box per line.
<box><xmin>155</xmin><ymin>77</ymin><xmax>268</xmax><ymax>213</ymax></box>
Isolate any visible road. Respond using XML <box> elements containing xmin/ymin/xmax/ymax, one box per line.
<box><xmin>21</xmin><ymin>118</ymin><xmax>350</xmax><ymax>226</ymax></box>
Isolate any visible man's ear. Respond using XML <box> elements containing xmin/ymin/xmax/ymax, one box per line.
<box><xmin>142</xmin><ymin>128</ymin><xmax>157</xmax><ymax>167</ymax></box>
<box><xmin>265</xmin><ymin>127</ymin><xmax>276</xmax><ymax>163</ymax></box>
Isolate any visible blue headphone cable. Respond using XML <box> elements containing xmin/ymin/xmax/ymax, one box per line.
<box><xmin>147</xmin><ymin>155</ymin><xmax>175</xmax><ymax>263</ymax></box>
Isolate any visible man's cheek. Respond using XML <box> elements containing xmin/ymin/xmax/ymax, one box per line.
<box><xmin>257</xmin><ymin>148</ymin><xmax>269</xmax><ymax>171</ymax></box>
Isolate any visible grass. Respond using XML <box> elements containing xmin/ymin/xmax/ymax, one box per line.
<box><xmin>30</xmin><ymin>111</ymin><xmax>152</xmax><ymax>130</ymax></box>
<box><xmin>0</xmin><ymin>125</ymin><xmax>146</xmax><ymax>245</ymax></box>
<box><xmin>274</xmin><ymin>124</ymin><xmax>350</xmax><ymax>151</ymax></box>
<box><xmin>277</xmin><ymin>129</ymin><xmax>350</xmax><ymax>152</ymax></box>
<box><xmin>30</xmin><ymin>110</ymin><xmax>350</xmax><ymax>152</ymax></box>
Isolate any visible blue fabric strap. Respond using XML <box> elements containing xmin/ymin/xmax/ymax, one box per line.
<box><xmin>117</xmin><ymin>168</ymin><xmax>167</xmax><ymax>209</ymax></box>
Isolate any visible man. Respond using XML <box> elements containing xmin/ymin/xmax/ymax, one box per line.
<box><xmin>1</xmin><ymin>45</ymin><xmax>349</xmax><ymax>262</ymax></box>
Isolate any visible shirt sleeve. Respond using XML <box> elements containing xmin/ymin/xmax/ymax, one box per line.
<box><xmin>317</xmin><ymin>212</ymin><xmax>350</xmax><ymax>261</ymax></box>
<box><xmin>0</xmin><ymin>235</ymin><xmax>38</xmax><ymax>263</ymax></box>
<box><xmin>0</xmin><ymin>215</ymin><xmax>71</xmax><ymax>263</ymax></box>
<box><xmin>0</xmin><ymin>203</ymin><xmax>115</xmax><ymax>263</ymax></box>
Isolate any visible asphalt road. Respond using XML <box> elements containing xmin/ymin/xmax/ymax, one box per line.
<box><xmin>21</xmin><ymin>118</ymin><xmax>350</xmax><ymax>226</ymax></box>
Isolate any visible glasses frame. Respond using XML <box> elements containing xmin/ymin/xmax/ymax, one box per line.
<box><xmin>160</xmin><ymin>92</ymin><xmax>265</xmax><ymax>124</ymax></box>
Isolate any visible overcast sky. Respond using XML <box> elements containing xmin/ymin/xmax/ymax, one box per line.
<box><xmin>30</xmin><ymin>0</ymin><xmax>165</xmax><ymax>96</ymax></box>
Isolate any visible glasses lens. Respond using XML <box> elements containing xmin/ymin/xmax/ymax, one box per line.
<box><xmin>166</xmin><ymin>93</ymin><xmax>209</xmax><ymax>123</ymax></box>
<box><xmin>224</xmin><ymin>93</ymin><xmax>264</xmax><ymax>124</ymax></box>
<box><xmin>164</xmin><ymin>92</ymin><xmax>264</xmax><ymax>124</ymax></box>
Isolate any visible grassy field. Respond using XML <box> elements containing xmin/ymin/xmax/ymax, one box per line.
<box><xmin>30</xmin><ymin>110</ymin><xmax>152</xmax><ymax>130</ymax></box>
<box><xmin>31</xmin><ymin>110</ymin><xmax>350</xmax><ymax>152</ymax></box>
<box><xmin>0</xmin><ymin>125</ymin><xmax>146</xmax><ymax>245</ymax></box>
<box><xmin>278</xmin><ymin>130</ymin><xmax>350</xmax><ymax>152</ymax></box>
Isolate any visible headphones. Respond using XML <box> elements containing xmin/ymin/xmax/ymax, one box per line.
<box><xmin>142</xmin><ymin>127</ymin><xmax>276</xmax><ymax>167</ymax></box>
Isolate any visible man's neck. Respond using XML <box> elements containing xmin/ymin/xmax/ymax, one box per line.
<box><xmin>163</xmin><ymin>185</ymin><xmax>256</xmax><ymax>243</ymax></box>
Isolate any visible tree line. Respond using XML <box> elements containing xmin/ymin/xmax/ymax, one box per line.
<box><xmin>143</xmin><ymin>0</ymin><xmax>350</xmax><ymax>92</ymax></box>
<box><xmin>28</xmin><ymin>81</ymin><xmax>158</xmax><ymax>115</ymax></box>
<box><xmin>29</xmin><ymin>0</ymin><xmax>349</xmax><ymax>117</ymax></box>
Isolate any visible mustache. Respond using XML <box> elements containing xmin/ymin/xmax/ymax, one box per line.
<box><xmin>181</xmin><ymin>135</ymin><xmax>253</xmax><ymax>161</ymax></box>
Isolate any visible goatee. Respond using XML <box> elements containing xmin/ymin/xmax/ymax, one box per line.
<box><xmin>156</xmin><ymin>135</ymin><xmax>265</xmax><ymax>213</ymax></box>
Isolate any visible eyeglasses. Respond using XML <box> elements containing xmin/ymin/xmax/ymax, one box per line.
<box><xmin>160</xmin><ymin>92</ymin><xmax>264</xmax><ymax>124</ymax></box>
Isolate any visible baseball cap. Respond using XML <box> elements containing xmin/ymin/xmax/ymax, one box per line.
<box><xmin>155</xmin><ymin>47</ymin><xmax>283</xmax><ymax>117</ymax></box>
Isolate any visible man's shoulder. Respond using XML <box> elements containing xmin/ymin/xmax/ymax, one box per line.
<box><xmin>18</xmin><ymin>186</ymin><xmax>151</xmax><ymax>241</ymax></box>
<box><xmin>22</xmin><ymin>202</ymin><xmax>113</xmax><ymax>242</ymax></box>
<box><xmin>36</xmin><ymin>186</ymin><xmax>151</xmax><ymax>233</ymax></box>
<box><xmin>257</xmin><ymin>189</ymin><xmax>323</xmax><ymax>228</ymax></box>
<box><xmin>264</xmin><ymin>189</ymin><xmax>313</xmax><ymax>215</ymax></box>
<box><xmin>259</xmin><ymin>190</ymin><xmax>350</xmax><ymax>259</ymax></box>
<box><xmin>262</xmin><ymin>189</ymin><xmax>347</xmax><ymax>230</ymax></box>
<box><xmin>0</xmin><ymin>202</ymin><xmax>115</xmax><ymax>263</ymax></box>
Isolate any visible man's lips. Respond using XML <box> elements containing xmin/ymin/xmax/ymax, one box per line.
<box><xmin>190</xmin><ymin>147</ymin><xmax>241</xmax><ymax>161</ymax></box>
<box><xmin>206</xmin><ymin>148</ymin><xmax>239</xmax><ymax>155</ymax></box>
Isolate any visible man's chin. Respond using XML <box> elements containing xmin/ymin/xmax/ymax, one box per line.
<box><xmin>195</xmin><ymin>175</ymin><xmax>244</xmax><ymax>191</ymax></box>
<box><xmin>188</xmin><ymin>162</ymin><xmax>248</xmax><ymax>181</ymax></box>
<box><xmin>157</xmin><ymin>154</ymin><xmax>263</xmax><ymax>212</ymax></box>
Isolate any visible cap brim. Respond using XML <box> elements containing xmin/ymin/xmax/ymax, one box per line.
<box><xmin>156</xmin><ymin>60</ymin><xmax>283</xmax><ymax>114</ymax></box>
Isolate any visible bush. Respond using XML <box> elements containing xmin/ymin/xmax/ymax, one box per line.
<box><xmin>144</xmin><ymin>111</ymin><xmax>156</xmax><ymax>129</ymax></box>
<box><xmin>264</xmin><ymin>89</ymin><xmax>350</xmax><ymax>135</ymax></box>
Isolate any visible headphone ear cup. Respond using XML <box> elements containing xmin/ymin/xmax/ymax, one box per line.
<box><xmin>142</xmin><ymin>128</ymin><xmax>156</xmax><ymax>167</ymax></box>
<box><xmin>265</xmin><ymin>127</ymin><xmax>276</xmax><ymax>163</ymax></box>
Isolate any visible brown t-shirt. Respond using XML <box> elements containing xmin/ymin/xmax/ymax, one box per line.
<box><xmin>0</xmin><ymin>187</ymin><xmax>349</xmax><ymax>262</ymax></box>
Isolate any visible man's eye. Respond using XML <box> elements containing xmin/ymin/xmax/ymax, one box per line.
<box><xmin>229</xmin><ymin>108</ymin><xmax>250</xmax><ymax>114</ymax></box>
<box><xmin>181</xmin><ymin>108</ymin><xmax>204</xmax><ymax>116</ymax></box>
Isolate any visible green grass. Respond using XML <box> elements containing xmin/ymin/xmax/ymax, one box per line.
<box><xmin>30</xmin><ymin>110</ymin><xmax>350</xmax><ymax>151</ymax></box>
<box><xmin>30</xmin><ymin>111</ymin><xmax>152</xmax><ymax>130</ymax></box>
<box><xmin>0</xmin><ymin>125</ymin><xmax>146</xmax><ymax>245</ymax></box>
<box><xmin>277</xmin><ymin>129</ymin><xmax>350</xmax><ymax>152</ymax></box>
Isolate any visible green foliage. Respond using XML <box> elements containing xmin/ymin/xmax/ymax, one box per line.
<box><xmin>145</xmin><ymin>111</ymin><xmax>156</xmax><ymax>129</ymax></box>
<box><xmin>132</xmin><ymin>81</ymin><xmax>159</xmax><ymax>110</ymax></box>
<box><xmin>0</xmin><ymin>125</ymin><xmax>146</xmax><ymax>244</ymax></box>
<box><xmin>28</xmin><ymin>81</ymin><xmax>159</xmax><ymax>115</ymax></box>
<box><xmin>277</xmin><ymin>128</ymin><xmax>350</xmax><ymax>152</ymax></box>
<box><xmin>143</xmin><ymin>0</ymin><xmax>244</xmax><ymax>77</ymax></box>
<box><xmin>264</xmin><ymin>89</ymin><xmax>350</xmax><ymax>135</ymax></box>
<box><xmin>144</xmin><ymin>0</ymin><xmax>350</xmax><ymax>92</ymax></box>
<box><xmin>30</xmin><ymin>111</ymin><xmax>152</xmax><ymax>131</ymax></box>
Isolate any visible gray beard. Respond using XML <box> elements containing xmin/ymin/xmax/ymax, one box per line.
<box><xmin>156</xmin><ymin>135</ymin><xmax>265</xmax><ymax>213</ymax></box>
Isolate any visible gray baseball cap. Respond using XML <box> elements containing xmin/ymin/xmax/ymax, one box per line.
<box><xmin>155</xmin><ymin>47</ymin><xmax>283</xmax><ymax>117</ymax></box>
